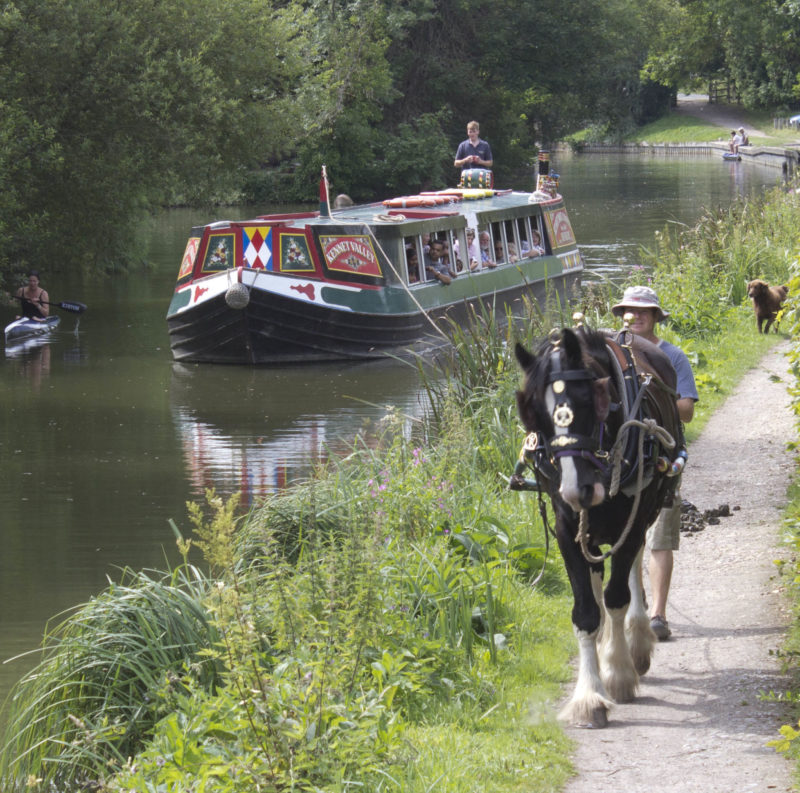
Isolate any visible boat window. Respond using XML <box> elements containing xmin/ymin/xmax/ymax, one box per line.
<box><xmin>403</xmin><ymin>236</ymin><xmax>421</xmax><ymax>284</ymax></box>
<box><xmin>452</xmin><ymin>228</ymin><xmax>471</xmax><ymax>274</ymax></box>
<box><xmin>504</xmin><ymin>219</ymin><xmax>521</xmax><ymax>262</ymax></box>
<box><xmin>428</xmin><ymin>233</ymin><xmax>453</xmax><ymax>276</ymax></box>
<box><xmin>533</xmin><ymin>218</ymin><xmax>549</xmax><ymax>255</ymax></box>
<box><xmin>490</xmin><ymin>222</ymin><xmax>506</xmax><ymax>264</ymax></box>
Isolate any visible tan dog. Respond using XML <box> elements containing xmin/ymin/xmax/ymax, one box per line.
<box><xmin>747</xmin><ymin>279</ymin><xmax>788</xmax><ymax>333</ymax></box>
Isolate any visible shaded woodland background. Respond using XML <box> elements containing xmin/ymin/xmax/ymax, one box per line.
<box><xmin>2</xmin><ymin>0</ymin><xmax>799</xmax><ymax>275</ymax></box>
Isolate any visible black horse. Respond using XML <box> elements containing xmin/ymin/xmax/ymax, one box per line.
<box><xmin>513</xmin><ymin>323</ymin><xmax>683</xmax><ymax>727</ymax></box>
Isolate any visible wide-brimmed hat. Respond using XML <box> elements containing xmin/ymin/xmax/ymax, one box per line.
<box><xmin>611</xmin><ymin>285</ymin><xmax>669</xmax><ymax>322</ymax></box>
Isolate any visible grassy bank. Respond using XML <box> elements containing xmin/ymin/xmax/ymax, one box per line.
<box><xmin>1</xmin><ymin>185</ymin><xmax>798</xmax><ymax>792</ymax></box>
<box><xmin>568</xmin><ymin>103</ymin><xmax>799</xmax><ymax>148</ymax></box>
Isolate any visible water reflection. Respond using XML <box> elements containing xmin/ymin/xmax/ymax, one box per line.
<box><xmin>169</xmin><ymin>361</ymin><xmax>426</xmax><ymax>504</ymax></box>
<box><xmin>555</xmin><ymin>151</ymin><xmax>782</xmax><ymax>277</ymax></box>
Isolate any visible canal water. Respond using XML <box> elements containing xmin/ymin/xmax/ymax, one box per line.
<box><xmin>0</xmin><ymin>153</ymin><xmax>782</xmax><ymax>703</ymax></box>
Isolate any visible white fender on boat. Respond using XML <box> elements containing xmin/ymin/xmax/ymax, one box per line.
<box><xmin>225</xmin><ymin>282</ymin><xmax>250</xmax><ymax>309</ymax></box>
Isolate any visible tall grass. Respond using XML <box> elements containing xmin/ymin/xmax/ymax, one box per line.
<box><xmin>0</xmin><ymin>565</ymin><xmax>219</xmax><ymax>791</ymax></box>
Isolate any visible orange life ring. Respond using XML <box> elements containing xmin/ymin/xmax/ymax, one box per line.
<box><xmin>382</xmin><ymin>194</ymin><xmax>453</xmax><ymax>208</ymax></box>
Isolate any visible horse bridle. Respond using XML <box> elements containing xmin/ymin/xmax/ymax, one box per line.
<box><xmin>526</xmin><ymin>345</ymin><xmax>611</xmax><ymax>487</ymax></box>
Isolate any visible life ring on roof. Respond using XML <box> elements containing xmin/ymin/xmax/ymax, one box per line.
<box><xmin>382</xmin><ymin>194</ymin><xmax>453</xmax><ymax>208</ymax></box>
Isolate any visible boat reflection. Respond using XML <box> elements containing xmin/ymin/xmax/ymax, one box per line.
<box><xmin>169</xmin><ymin>361</ymin><xmax>426</xmax><ymax>505</ymax></box>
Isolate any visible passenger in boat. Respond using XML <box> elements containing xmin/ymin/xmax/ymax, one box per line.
<box><xmin>425</xmin><ymin>239</ymin><xmax>456</xmax><ymax>284</ymax></box>
<box><xmin>454</xmin><ymin>229</ymin><xmax>480</xmax><ymax>271</ymax></box>
<box><xmin>333</xmin><ymin>193</ymin><xmax>354</xmax><ymax>208</ymax></box>
<box><xmin>523</xmin><ymin>229</ymin><xmax>545</xmax><ymax>257</ymax></box>
<box><xmin>15</xmin><ymin>270</ymin><xmax>49</xmax><ymax>321</ymax></box>
<box><xmin>507</xmin><ymin>242</ymin><xmax>520</xmax><ymax>262</ymax></box>
<box><xmin>479</xmin><ymin>231</ymin><xmax>497</xmax><ymax>268</ymax></box>
<box><xmin>493</xmin><ymin>240</ymin><xmax>506</xmax><ymax>263</ymax></box>
<box><xmin>454</xmin><ymin>121</ymin><xmax>493</xmax><ymax>170</ymax></box>
<box><xmin>405</xmin><ymin>247</ymin><xmax>420</xmax><ymax>283</ymax></box>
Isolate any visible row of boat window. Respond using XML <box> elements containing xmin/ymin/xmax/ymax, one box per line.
<box><xmin>403</xmin><ymin>215</ymin><xmax>547</xmax><ymax>284</ymax></box>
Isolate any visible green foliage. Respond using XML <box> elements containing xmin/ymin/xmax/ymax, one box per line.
<box><xmin>637</xmin><ymin>187</ymin><xmax>798</xmax><ymax>339</ymax></box>
<box><xmin>0</xmin><ymin>0</ymin><xmax>308</xmax><ymax>275</ymax></box>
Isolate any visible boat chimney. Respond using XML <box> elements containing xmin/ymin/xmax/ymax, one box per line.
<box><xmin>537</xmin><ymin>150</ymin><xmax>550</xmax><ymax>175</ymax></box>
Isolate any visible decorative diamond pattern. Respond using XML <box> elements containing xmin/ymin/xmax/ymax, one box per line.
<box><xmin>243</xmin><ymin>227</ymin><xmax>272</xmax><ymax>269</ymax></box>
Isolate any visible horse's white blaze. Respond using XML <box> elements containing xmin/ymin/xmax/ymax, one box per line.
<box><xmin>545</xmin><ymin>387</ymin><xmax>582</xmax><ymax>510</ymax></box>
<box><xmin>546</xmin><ymin>383</ymin><xmax>605</xmax><ymax>510</ymax></box>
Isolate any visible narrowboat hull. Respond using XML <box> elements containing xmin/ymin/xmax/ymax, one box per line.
<box><xmin>167</xmin><ymin>182</ymin><xmax>583</xmax><ymax>365</ymax></box>
<box><xmin>168</xmin><ymin>260</ymin><xmax>574</xmax><ymax>364</ymax></box>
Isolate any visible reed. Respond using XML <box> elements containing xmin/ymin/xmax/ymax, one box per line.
<box><xmin>0</xmin><ymin>565</ymin><xmax>219</xmax><ymax>791</ymax></box>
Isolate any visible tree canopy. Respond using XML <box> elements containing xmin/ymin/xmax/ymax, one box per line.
<box><xmin>1</xmin><ymin>0</ymin><xmax>799</xmax><ymax>277</ymax></box>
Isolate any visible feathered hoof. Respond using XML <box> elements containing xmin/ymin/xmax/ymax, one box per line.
<box><xmin>626</xmin><ymin>615</ymin><xmax>656</xmax><ymax>676</ymax></box>
<box><xmin>603</xmin><ymin>669</ymin><xmax>638</xmax><ymax>704</ymax></box>
<box><xmin>633</xmin><ymin>652</ymin><xmax>651</xmax><ymax>676</ymax></box>
<box><xmin>559</xmin><ymin>694</ymin><xmax>612</xmax><ymax>728</ymax></box>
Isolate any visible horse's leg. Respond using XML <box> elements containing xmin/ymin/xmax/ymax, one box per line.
<box><xmin>625</xmin><ymin>544</ymin><xmax>656</xmax><ymax>675</ymax></box>
<box><xmin>599</xmin><ymin>547</ymin><xmax>640</xmax><ymax>703</ymax></box>
<box><xmin>557</xmin><ymin>530</ymin><xmax>613</xmax><ymax>728</ymax></box>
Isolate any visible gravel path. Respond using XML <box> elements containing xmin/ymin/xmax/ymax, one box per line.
<box><xmin>673</xmin><ymin>93</ymin><xmax>769</xmax><ymax>138</ymax></box>
<box><xmin>563</xmin><ymin>341</ymin><xmax>796</xmax><ymax>792</ymax></box>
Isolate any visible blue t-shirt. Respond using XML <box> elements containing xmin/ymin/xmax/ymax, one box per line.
<box><xmin>658</xmin><ymin>340</ymin><xmax>699</xmax><ymax>402</ymax></box>
<box><xmin>455</xmin><ymin>138</ymin><xmax>492</xmax><ymax>169</ymax></box>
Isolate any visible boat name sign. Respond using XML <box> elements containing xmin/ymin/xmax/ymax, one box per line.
<box><xmin>320</xmin><ymin>235</ymin><xmax>382</xmax><ymax>277</ymax></box>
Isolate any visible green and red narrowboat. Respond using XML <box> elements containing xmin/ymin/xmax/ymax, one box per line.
<box><xmin>166</xmin><ymin>168</ymin><xmax>583</xmax><ymax>364</ymax></box>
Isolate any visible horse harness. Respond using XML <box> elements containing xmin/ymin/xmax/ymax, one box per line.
<box><xmin>514</xmin><ymin>332</ymin><xmax>682</xmax><ymax>501</ymax></box>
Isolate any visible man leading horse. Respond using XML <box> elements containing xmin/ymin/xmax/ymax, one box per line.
<box><xmin>611</xmin><ymin>286</ymin><xmax>698</xmax><ymax>640</ymax></box>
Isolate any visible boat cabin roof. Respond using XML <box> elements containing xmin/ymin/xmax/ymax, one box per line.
<box><xmin>242</xmin><ymin>190</ymin><xmax>562</xmax><ymax>235</ymax></box>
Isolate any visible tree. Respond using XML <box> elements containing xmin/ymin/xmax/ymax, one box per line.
<box><xmin>0</xmin><ymin>0</ymin><xmax>309</xmax><ymax>275</ymax></box>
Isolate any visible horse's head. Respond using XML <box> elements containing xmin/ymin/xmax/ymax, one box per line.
<box><xmin>515</xmin><ymin>328</ymin><xmax>612</xmax><ymax>512</ymax></box>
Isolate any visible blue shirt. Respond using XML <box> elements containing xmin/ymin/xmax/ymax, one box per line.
<box><xmin>658</xmin><ymin>340</ymin><xmax>698</xmax><ymax>402</ymax></box>
<box><xmin>455</xmin><ymin>138</ymin><xmax>492</xmax><ymax>170</ymax></box>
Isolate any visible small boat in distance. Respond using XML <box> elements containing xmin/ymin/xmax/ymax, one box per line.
<box><xmin>5</xmin><ymin>315</ymin><xmax>60</xmax><ymax>345</ymax></box>
<box><xmin>722</xmin><ymin>152</ymin><xmax>741</xmax><ymax>161</ymax></box>
<box><xmin>166</xmin><ymin>167</ymin><xmax>584</xmax><ymax>365</ymax></box>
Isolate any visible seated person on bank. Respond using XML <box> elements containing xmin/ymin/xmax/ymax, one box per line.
<box><xmin>738</xmin><ymin>126</ymin><xmax>749</xmax><ymax>146</ymax></box>
<box><xmin>424</xmin><ymin>239</ymin><xmax>457</xmax><ymax>284</ymax></box>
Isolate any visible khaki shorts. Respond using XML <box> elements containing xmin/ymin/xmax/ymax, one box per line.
<box><xmin>647</xmin><ymin>485</ymin><xmax>681</xmax><ymax>551</ymax></box>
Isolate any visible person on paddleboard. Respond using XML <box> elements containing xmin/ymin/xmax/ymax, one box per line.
<box><xmin>15</xmin><ymin>271</ymin><xmax>49</xmax><ymax>321</ymax></box>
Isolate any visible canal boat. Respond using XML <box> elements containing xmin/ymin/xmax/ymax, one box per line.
<box><xmin>166</xmin><ymin>167</ymin><xmax>583</xmax><ymax>364</ymax></box>
<box><xmin>4</xmin><ymin>315</ymin><xmax>60</xmax><ymax>345</ymax></box>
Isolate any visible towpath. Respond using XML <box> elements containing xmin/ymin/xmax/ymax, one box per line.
<box><xmin>672</xmin><ymin>93</ymin><xmax>769</xmax><ymax>138</ymax></box>
<box><xmin>562</xmin><ymin>341</ymin><xmax>796</xmax><ymax>793</ymax></box>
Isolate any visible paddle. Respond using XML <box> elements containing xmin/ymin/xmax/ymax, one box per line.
<box><xmin>15</xmin><ymin>295</ymin><xmax>87</xmax><ymax>314</ymax></box>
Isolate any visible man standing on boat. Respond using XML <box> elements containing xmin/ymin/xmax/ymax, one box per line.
<box><xmin>454</xmin><ymin>121</ymin><xmax>493</xmax><ymax>170</ymax></box>
<box><xmin>15</xmin><ymin>271</ymin><xmax>49</xmax><ymax>321</ymax></box>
